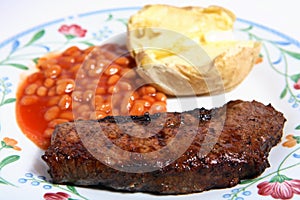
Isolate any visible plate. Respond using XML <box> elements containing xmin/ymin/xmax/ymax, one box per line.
<box><xmin>0</xmin><ymin>6</ymin><xmax>300</xmax><ymax>200</ymax></box>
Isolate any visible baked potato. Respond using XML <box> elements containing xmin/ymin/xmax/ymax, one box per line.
<box><xmin>127</xmin><ymin>4</ymin><xmax>261</xmax><ymax>96</ymax></box>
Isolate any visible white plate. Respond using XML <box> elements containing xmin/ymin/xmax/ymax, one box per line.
<box><xmin>0</xmin><ymin>6</ymin><xmax>300</xmax><ymax>200</ymax></box>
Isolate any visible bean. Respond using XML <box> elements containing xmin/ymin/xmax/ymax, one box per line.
<box><xmin>107</xmin><ymin>74</ymin><xmax>120</xmax><ymax>85</ymax></box>
<box><xmin>144</xmin><ymin>86</ymin><xmax>156</xmax><ymax>95</ymax></box>
<box><xmin>59</xmin><ymin>111</ymin><xmax>74</xmax><ymax>121</ymax></box>
<box><xmin>137</xmin><ymin>87</ymin><xmax>145</xmax><ymax>95</ymax></box>
<box><xmin>130</xmin><ymin>91</ymin><xmax>139</xmax><ymax>102</ymax></box>
<box><xmin>135</xmin><ymin>99</ymin><xmax>151</xmax><ymax>108</ymax></box>
<box><xmin>72</xmin><ymin>101</ymin><xmax>81</xmax><ymax>110</ymax></box>
<box><xmin>104</xmin><ymin>64</ymin><xmax>120</xmax><ymax>76</ymax></box>
<box><xmin>142</xmin><ymin>95</ymin><xmax>155</xmax><ymax>103</ymax></box>
<box><xmin>108</xmin><ymin>85</ymin><xmax>119</xmax><ymax>94</ymax></box>
<box><xmin>93</xmin><ymin>111</ymin><xmax>107</xmax><ymax>119</ymax></box>
<box><xmin>155</xmin><ymin>92</ymin><xmax>167</xmax><ymax>102</ymax></box>
<box><xmin>58</xmin><ymin>94</ymin><xmax>72</xmax><ymax>110</ymax></box>
<box><xmin>84</xmin><ymin>59</ymin><xmax>96</xmax><ymax>70</ymax></box>
<box><xmin>76</xmin><ymin>104</ymin><xmax>90</xmax><ymax>114</ymax></box>
<box><xmin>47</xmin><ymin>87</ymin><xmax>56</xmax><ymax>96</ymax></box>
<box><xmin>63</xmin><ymin>46</ymin><xmax>80</xmax><ymax>56</ymax></box>
<box><xmin>44</xmin><ymin>64</ymin><xmax>61</xmax><ymax>78</ymax></box>
<box><xmin>27</xmin><ymin>72</ymin><xmax>43</xmax><ymax>83</ymax></box>
<box><xmin>69</xmin><ymin>63</ymin><xmax>81</xmax><ymax>73</ymax></box>
<box><xmin>96</xmin><ymin>102</ymin><xmax>111</xmax><ymax>113</ymax></box>
<box><xmin>93</xmin><ymin>95</ymin><xmax>104</xmax><ymax>108</ymax></box>
<box><xmin>78</xmin><ymin>78</ymin><xmax>89</xmax><ymax>87</ymax></box>
<box><xmin>98</xmin><ymin>78</ymin><xmax>108</xmax><ymax>87</ymax></box>
<box><xmin>38</xmin><ymin>58</ymin><xmax>57</xmax><ymax>70</ymax></box>
<box><xmin>149</xmin><ymin>102</ymin><xmax>167</xmax><ymax>114</ymax></box>
<box><xmin>76</xmin><ymin>69</ymin><xmax>86</xmax><ymax>79</ymax></box>
<box><xmin>57</xmin><ymin>56</ymin><xmax>75</xmax><ymax>69</ymax></box>
<box><xmin>120</xmin><ymin>98</ymin><xmax>131</xmax><ymax>115</ymax></box>
<box><xmin>97</xmin><ymin>59</ymin><xmax>111</xmax><ymax>69</ymax></box>
<box><xmin>71</xmin><ymin>49</ymin><xmax>82</xmax><ymax>58</ymax></box>
<box><xmin>20</xmin><ymin>95</ymin><xmax>38</xmax><ymax>106</ymax></box>
<box><xmin>44</xmin><ymin>128</ymin><xmax>54</xmax><ymax>138</ymax></box>
<box><xmin>96</xmin><ymin>87</ymin><xmax>106</xmax><ymax>95</ymax></box>
<box><xmin>130</xmin><ymin>102</ymin><xmax>144</xmax><ymax>116</ymax></box>
<box><xmin>88</xmin><ymin>68</ymin><xmax>101</xmax><ymax>77</ymax></box>
<box><xmin>75</xmin><ymin>53</ymin><xmax>87</xmax><ymax>63</ymax></box>
<box><xmin>25</xmin><ymin>83</ymin><xmax>39</xmax><ymax>95</ymax></box>
<box><xmin>36</xmin><ymin>86</ymin><xmax>48</xmax><ymax>96</ymax></box>
<box><xmin>115</xmin><ymin>56</ymin><xmax>130</xmax><ymax>66</ymax></box>
<box><xmin>44</xmin><ymin>106</ymin><xmax>60</xmax><ymax>121</ymax></box>
<box><xmin>91</xmin><ymin>79</ymin><xmax>100</xmax><ymax>88</ymax></box>
<box><xmin>44</xmin><ymin>78</ymin><xmax>55</xmax><ymax>88</ymax></box>
<box><xmin>36</xmin><ymin>57</ymin><xmax>47</xmax><ymax>66</ymax></box>
<box><xmin>81</xmin><ymin>111</ymin><xmax>92</xmax><ymax>119</ymax></box>
<box><xmin>105</xmin><ymin>95</ymin><xmax>112</xmax><ymax>104</ymax></box>
<box><xmin>72</xmin><ymin>91</ymin><xmax>83</xmax><ymax>102</ymax></box>
<box><xmin>47</xmin><ymin>96</ymin><xmax>60</xmax><ymax>106</ymax></box>
<box><xmin>56</xmin><ymin>79</ymin><xmax>75</xmax><ymax>94</ymax></box>
<box><xmin>48</xmin><ymin>118</ymin><xmax>69</xmax><ymax>128</ymax></box>
<box><xmin>83</xmin><ymin>90</ymin><xmax>94</xmax><ymax>102</ymax></box>
<box><xmin>84</xmin><ymin>80</ymin><xmax>99</xmax><ymax>90</ymax></box>
<box><xmin>118</xmin><ymin>81</ymin><xmax>132</xmax><ymax>91</ymax></box>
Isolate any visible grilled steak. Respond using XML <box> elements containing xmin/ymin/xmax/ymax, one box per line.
<box><xmin>42</xmin><ymin>100</ymin><xmax>286</xmax><ymax>194</ymax></box>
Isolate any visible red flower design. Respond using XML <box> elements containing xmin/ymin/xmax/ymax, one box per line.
<box><xmin>58</xmin><ymin>24</ymin><xmax>87</xmax><ymax>38</ymax></box>
<box><xmin>257</xmin><ymin>175</ymin><xmax>300</xmax><ymax>199</ymax></box>
<box><xmin>43</xmin><ymin>192</ymin><xmax>70</xmax><ymax>200</ymax></box>
<box><xmin>294</xmin><ymin>79</ymin><xmax>300</xmax><ymax>90</ymax></box>
<box><xmin>3</xmin><ymin>137</ymin><xmax>22</xmax><ymax>151</ymax></box>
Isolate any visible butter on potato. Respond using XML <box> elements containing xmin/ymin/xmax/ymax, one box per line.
<box><xmin>127</xmin><ymin>4</ymin><xmax>261</xmax><ymax>96</ymax></box>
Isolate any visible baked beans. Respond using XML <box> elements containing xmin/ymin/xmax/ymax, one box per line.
<box><xmin>16</xmin><ymin>44</ymin><xmax>168</xmax><ymax>149</ymax></box>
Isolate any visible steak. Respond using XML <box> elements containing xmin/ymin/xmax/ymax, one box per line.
<box><xmin>42</xmin><ymin>100</ymin><xmax>286</xmax><ymax>194</ymax></box>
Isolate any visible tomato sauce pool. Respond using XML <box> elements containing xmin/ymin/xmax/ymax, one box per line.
<box><xmin>16</xmin><ymin>44</ymin><xmax>167</xmax><ymax>149</ymax></box>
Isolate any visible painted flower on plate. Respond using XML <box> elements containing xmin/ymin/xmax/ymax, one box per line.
<box><xmin>257</xmin><ymin>175</ymin><xmax>300</xmax><ymax>199</ymax></box>
<box><xmin>2</xmin><ymin>137</ymin><xmax>21</xmax><ymax>151</ymax></box>
<box><xmin>58</xmin><ymin>24</ymin><xmax>87</xmax><ymax>39</ymax></box>
<box><xmin>294</xmin><ymin>79</ymin><xmax>300</xmax><ymax>90</ymax></box>
<box><xmin>43</xmin><ymin>192</ymin><xmax>70</xmax><ymax>200</ymax></box>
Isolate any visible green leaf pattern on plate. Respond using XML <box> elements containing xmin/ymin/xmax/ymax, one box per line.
<box><xmin>24</xmin><ymin>29</ymin><xmax>45</xmax><ymax>47</ymax></box>
<box><xmin>0</xmin><ymin>136</ymin><xmax>21</xmax><ymax>187</ymax></box>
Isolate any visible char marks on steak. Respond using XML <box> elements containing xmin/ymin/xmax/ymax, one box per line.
<box><xmin>42</xmin><ymin>100</ymin><xmax>286</xmax><ymax>194</ymax></box>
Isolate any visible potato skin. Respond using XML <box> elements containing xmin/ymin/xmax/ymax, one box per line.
<box><xmin>135</xmin><ymin>42</ymin><xmax>261</xmax><ymax>96</ymax></box>
<box><xmin>214</xmin><ymin>42</ymin><xmax>262</xmax><ymax>93</ymax></box>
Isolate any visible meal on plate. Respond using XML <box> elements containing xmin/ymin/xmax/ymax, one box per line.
<box><xmin>42</xmin><ymin>100</ymin><xmax>286</xmax><ymax>194</ymax></box>
<box><xmin>15</xmin><ymin>3</ymin><xmax>284</xmax><ymax>195</ymax></box>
